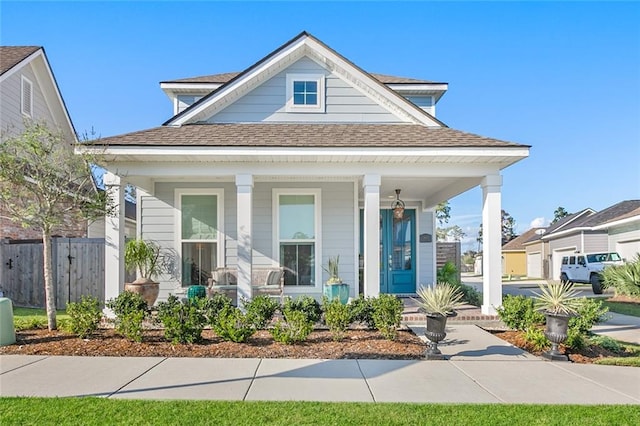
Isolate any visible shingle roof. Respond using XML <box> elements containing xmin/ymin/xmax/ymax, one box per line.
<box><xmin>94</xmin><ymin>123</ymin><xmax>529</xmax><ymax>148</ymax></box>
<box><xmin>0</xmin><ymin>46</ymin><xmax>40</xmax><ymax>75</ymax></box>
<box><xmin>503</xmin><ymin>228</ymin><xmax>546</xmax><ymax>250</ymax></box>
<box><xmin>580</xmin><ymin>200</ymin><xmax>640</xmax><ymax>227</ymax></box>
<box><xmin>162</xmin><ymin>72</ymin><xmax>439</xmax><ymax>85</ymax></box>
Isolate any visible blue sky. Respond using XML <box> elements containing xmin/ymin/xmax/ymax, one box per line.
<box><xmin>2</xmin><ymin>1</ymin><xmax>639</xmax><ymax>252</ymax></box>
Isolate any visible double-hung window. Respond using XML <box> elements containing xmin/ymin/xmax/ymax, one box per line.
<box><xmin>275</xmin><ymin>189</ymin><xmax>321</xmax><ymax>287</ymax></box>
<box><xmin>286</xmin><ymin>73</ymin><xmax>325</xmax><ymax>113</ymax></box>
<box><xmin>176</xmin><ymin>189</ymin><xmax>223</xmax><ymax>286</ymax></box>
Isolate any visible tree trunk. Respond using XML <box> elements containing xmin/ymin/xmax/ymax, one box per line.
<box><xmin>42</xmin><ymin>230</ymin><xmax>57</xmax><ymax>330</ymax></box>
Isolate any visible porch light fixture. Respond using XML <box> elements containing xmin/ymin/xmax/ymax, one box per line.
<box><xmin>391</xmin><ymin>189</ymin><xmax>405</xmax><ymax>219</ymax></box>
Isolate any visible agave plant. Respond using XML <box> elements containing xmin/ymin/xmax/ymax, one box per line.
<box><xmin>601</xmin><ymin>254</ymin><xmax>640</xmax><ymax>297</ymax></box>
<box><xmin>413</xmin><ymin>283</ymin><xmax>465</xmax><ymax>316</ymax></box>
<box><xmin>323</xmin><ymin>256</ymin><xmax>342</xmax><ymax>284</ymax></box>
<box><xmin>532</xmin><ymin>281</ymin><xmax>582</xmax><ymax>316</ymax></box>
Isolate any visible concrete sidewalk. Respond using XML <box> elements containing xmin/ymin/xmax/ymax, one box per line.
<box><xmin>2</xmin><ymin>325</ymin><xmax>638</xmax><ymax>404</ymax></box>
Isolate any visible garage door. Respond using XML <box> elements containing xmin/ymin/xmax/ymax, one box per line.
<box><xmin>552</xmin><ymin>248</ymin><xmax>576</xmax><ymax>281</ymax></box>
<box><xmin>527</xmin><ymin>252</ymin><xmax>542</xmax><ymax>279</ymax></box>
<box><xmin>617</xmin><ymin>240</ymin><xmax>640</xmax><ymax>262</ymax></box>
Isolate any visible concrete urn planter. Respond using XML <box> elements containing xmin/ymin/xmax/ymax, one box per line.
<box><xmin>543</xmin><ymin>312</ymin><xmax>572</xmax><ymax>361</ymax></box>
<box><xmin>424</xmin><ymin>311</ymin><xmax>457</xmax><ymax>360</ymax></box>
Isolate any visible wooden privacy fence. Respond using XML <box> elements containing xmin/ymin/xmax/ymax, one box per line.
<box><xmin>0</xmin><ymin>238</ymin><xmax>105</xmax><ymax>309</ymax></box>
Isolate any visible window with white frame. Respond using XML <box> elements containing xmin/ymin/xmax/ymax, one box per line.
<box><xmin>21</xmin><ymin>75</ymin><xmax>33</xmax><ymax>117</ymax></box>
<box><xmin>286</xmin><ymin>73</ymin><xmax>325</xmax><ymax>113</ymax></box>
<box><xmin>275</xmin><ymin>190</ymin><xmax>320</xmax><ymax>286</ymax></box>
<box><xmin>177</xmin><ymin>190</ymin><xmax>222</xmax><ymax>286</ymax></box>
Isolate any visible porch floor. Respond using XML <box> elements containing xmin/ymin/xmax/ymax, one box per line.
<box><xmin>400</xmin><ymin>297</ymin><xmax>502</xmax><ymax>327</ymax></box>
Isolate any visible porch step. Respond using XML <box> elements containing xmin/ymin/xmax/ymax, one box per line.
<box><xmin>400</xmin><ymin>298</ymin><xmax>504</xmax><ymax>328</ymax></box>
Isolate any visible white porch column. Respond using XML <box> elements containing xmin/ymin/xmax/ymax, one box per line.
<box><xmin>236</xmin><ymin>174</ymin><xmax>253</xmax><ymax>309</ymax></box>
<box><xmin>481</xmin><ymin>174</ymin><xmax>503</xmax><ymax>315</ymax></box>
<box><xmin>363</xmin><ymin>174</ymin><xmax>381</xmax><ymax>297</ymax></box>
<box><xmin>104</xmin><ymin>172</ymin><xmax>125</xmax><ymax>317</ymax></box>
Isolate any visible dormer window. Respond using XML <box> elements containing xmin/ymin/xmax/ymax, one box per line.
<box><xmin>286</xmin><ymin>73</ymin><xmax>325</xmax><ymax>112</ymax></box>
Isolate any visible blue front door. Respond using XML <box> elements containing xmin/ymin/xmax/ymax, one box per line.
<box><xmin>379</xmin><ymin>209</ymin><xmax>416</xmax><ymax>294</ymax></box>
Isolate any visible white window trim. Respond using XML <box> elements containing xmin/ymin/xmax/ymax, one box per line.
<box><xmin>285</xmin><ymin>73</ymin><xmax>325</xmax><ymax>113</ymax></box>
<box><xmin>174</xmin><ymin>188</ymin><xmax>225</xmax><ymax>284</ymax></box>
<box><xmin>273</xmin><ymin>188</ymin><xmax>322</xmax><ymax>293</ymax></box>
<box><xmin>21</xmin><ymin>75</ymin><xmax>33</xmax><ymax>117</ymax></box>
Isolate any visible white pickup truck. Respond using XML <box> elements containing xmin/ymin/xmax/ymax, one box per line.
<box><xmin>559</xmin><ymin>252</ymin><xmax>624</xmax><ymax>294</ymax></box>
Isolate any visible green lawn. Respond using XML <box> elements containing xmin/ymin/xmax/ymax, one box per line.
<box><xmin>1</xmin><ymin>398</ymin><xmax>638</xmax><ymax>425</ymax></box>
<box><xmin>600</xmin><ymin>300</ymin><xmax>640</xmax><ymax>317</ymax></box>
<box><xmin>12</xmin><ymin>307</ymin><xmax>69</xmax><ymax>331</ymax></box>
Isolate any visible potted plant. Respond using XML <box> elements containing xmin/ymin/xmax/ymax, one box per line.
<box><xmin>532</xmin><ymin>281</ymin><xmax>582</xmax><ymax>361</ymax></box>
<box><xmin>322</xmin><ymin>256</ymin><xmax>349</xmax><ymax>304</ymax></box>
<box><xmin>124</xmin><ymin>239</ymin><xmax>162</xmax><ymax>307</ymax></box>
<box><xmin>412</xmin><ymin>283</ymin><xmax>464</xmax><ymax>359</ymax></box>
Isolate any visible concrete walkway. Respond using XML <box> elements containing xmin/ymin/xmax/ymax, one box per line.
<box><xmin>2</xmin><ymin>325</ymin><xmax>639</xmax><ymax>404</ymax></box>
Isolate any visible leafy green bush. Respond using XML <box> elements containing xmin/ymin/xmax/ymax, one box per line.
<box><xmin>106</xmin><ymin>291</ymin><xmax>148</xmax><ymax>342</ymax></box>
<box><xmin>437</xmin><ymin>261</ymin><xmax>458</xmax><ymax>285</ymax></box>
<box><xmin>65</xmin><ymin>296</ymin><xmax>102</xmax><ymax>338</ymax></box>
<box><xmin>589</xmin><ymin>335</ymin><xmax>623</xmax><ymax>353</ymax></box>
<box><xmin>496</xmin><ymin>295</ymin><xmax>544</xmax><ymax>331</ymax></box>
<box><xmin>270</xmin><ymin>309</ymin><xmax>314</xmax><ymax>344</ymax></box>
<box><xmin>371</xmin><ymin>294</ymin><xmax>403</xmax><ymax>340</ymax></box>
<box><xmin>282</xmin><ymin>296</ymin><xmax>322</xmax><ymax>324</ymax></box>
<box><xmin>349</xmin><ymin>294</ymin><xmax>375</xmax><ymax>329</ymax></box>
<box><xmin>565</xmin><ymin>298</ymin><xmax>609</xmax><ymax>350</ymax></box>
<box><xmin>201</xmin><ymin>293</ymin><xmax>233</xmax><ymax>325</ymax></box>
<box><xmin>212</xmin><ymin>305</ymin><xmax>256</xmax><ymax>343</ymax></box>
<box><xmin>523</xmin><ymin>326</ymin><xmax>549</xmax><ymax>352</ymax></box>
<box><xmin>601</xmin><ymin>254</ymin><xmax>640</xmax><ymax>297</ymax></box>
<box><xmin>322</xmin><ymin>296</ymin><xmax>351</xmax><ymax>341</ymax></box>
<box><xmin>452</xmin><ymin>282</ymin><xmax>482</xmax><ymax>307</ymax></box>
<box><xmin>243</xmin><ymin>295</ymin><xmax>279</xmax><ymax>329</ymax></box>
<box><xmin>156</xmin><ymin>295</ymin><xmax>205</xmax><ymax>344</ymax></box>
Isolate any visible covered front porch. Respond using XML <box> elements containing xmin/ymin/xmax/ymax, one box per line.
<box><xmin>102</xmin><ymin>149</ymin><xmax>510</xmax><ymax>314</ymax></box>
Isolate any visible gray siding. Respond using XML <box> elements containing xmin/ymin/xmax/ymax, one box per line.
<box><xmin>0</xmin><ymin>65</ymin><xmax>56</xmax><ymax>137</ymax></box>
<box><xmin>416</xmin><ymin>208</ymin><xmax>435</xmax><ymax>287</ymax></box>
<box><xmin>582</xmin><ymin>231</ymin><xmax>609</xmax><ymax>253</ymax></box>
<box><xmin>207</xmin><ymin>57</ymin><xmax>402</xmax><ymax>123</ymax></box>
<box><xmin>142</xmin><ymin>180</ymin><xmax>356</xmax><ymax>301</ymax></box>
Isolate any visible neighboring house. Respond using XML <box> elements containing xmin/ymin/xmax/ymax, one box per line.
<box><xmin>502</xmin><ymin>228</ymin><xmax>545</xmax><ymax>278</ymax></box>
<box><xmin>81</xmin><ymin>32</ymin><xmax>530</xmax><ymax>314</ymax></box>
<box><xmin>87</xmin><ymin>198</ymin><xmax>137</xmax><ymax>239</ymax></box>
<box><xmin>0</xmin><ymin>46</ymin><xmax>83</xmax><ymax>239</ymax></box>
<box><xmin>533</xmin><ymin>200</ymin><xmax>640</xmax><ymax>280</ymax></box>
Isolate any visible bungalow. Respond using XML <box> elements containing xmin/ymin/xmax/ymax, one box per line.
<box><xmin>80</xmin><ymin>32</ymin><xmax>529</xmax><ymax>314</ymax></box>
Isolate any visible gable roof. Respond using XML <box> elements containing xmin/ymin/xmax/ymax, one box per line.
<box><xmin>165</xmin><ymin>31</ymin><xmax>446</xmax><ymax>127</ymax></box>
<box><xmin>0</xmin><ymin>46</ymin><xmax>40</xmax><ymax>75</ymax></box>
<box><xmin>0</xmin><ymin>45</ymin><xmax>76</xmax><ymax>141</ymax></box>
<box><xmin>580</xmin><ymin>200</ymin><xmax>640</xmax><ymax>227</ymax></box>
<box><xmin>503</xmin><ymin>228</ymin><xmax>545</xmax><ymax>251</ymax></box>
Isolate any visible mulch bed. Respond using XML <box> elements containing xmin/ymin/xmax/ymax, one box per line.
<box><xmin>0</xmin><ymin>328</ymin><xmax>426</xmax><ymax>360</ymax></box>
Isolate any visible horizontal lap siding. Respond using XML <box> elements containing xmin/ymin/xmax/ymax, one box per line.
<box><xmin>417</xmin><ymin>209</ymin><xmax>435</xmax><ymax>288</ymax></box>
<box><xmin>208</xmin><ymin>57</ymin><xmax>401</xmax><ymax>123</ymax></box>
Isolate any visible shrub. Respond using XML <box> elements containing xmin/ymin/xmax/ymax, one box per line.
<box><xmin>452</xmin><ymin>282</ymin><xmax>482</xmax><ymax>307</ymax></box>
<box><xmin>349</xmin><ymin>294</ymin><xmax>375</xmax><ymax>329</ymax></box>
<box><xmin>106</xmin><ymin>291</ymin><xmax>148</xmax><ymax>342</ymax></box>
<box><xmin>565</xmin><ymin>298</ymin><xmax>609</xmax><ymax>350</ymax></box>
<box><xmin>282</xmin><ymin>296</ymin><xmax>322</xmax><ymax>324</ymax></box>
<box><xmin>371</xmin><ymin>294</ymin><xmax>403</xmax><ymax>340</ymax></box>
<box><xmin>212</xmin><ymin>305</ymin><xmax>256</xmax><ymax>343</ymax></box>
<box><xmin>270</xmin><ymin>309</ymin><xmax>314</xmax><ymax>344</ymax></box>
<box><xmin>65</xmin><ymin>296</ymin><xmax>102</xmax><ymax>338</ymax></box>
<box><xmin>496</xmin><ymin>295</ymin><xmax>544</xmax><ymax>331</ymax></box>
<box><xmin>523</xmin><ymin>326</ymin><xmax>549</xmax><ymax>352</ymax></box>
<box><xmin>322</xmin><ymin>296</ymin><xmax>351</xmax><ymax>341</ymax></box>
<box><xmin>156</xmin><ymin>295</ymin><xmax>206</xmax><ymax>344</ymax></box>
<box><xmin>601</xmin><ymin>254</ymin><xmax>640</xmax><ymax>297</ymax></box>
<box><xmin>589</xmin><ymin>335</ymin><xmax>623</xmax><ymax>353</ymax></box>
<box><xmin>201</xmin><ymin>293</ymin><xmax>233</xmax><ymax>325</ymax></box>
<box><xmin>437</xmin><ymin>261</ymin><xmax>458</xmax><ymax>285</ymax></box>
<box><xmin>243</xmin><ymin>295</ymin><xmax>279</xmax><ymax>329</ymax></box>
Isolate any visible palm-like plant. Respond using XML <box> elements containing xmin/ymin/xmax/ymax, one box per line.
<box><xmin>323</xmin><ymin>256</ymin><xmax>342</xmax><ymax>284</ymax></box>
<box><xmin>124</xmin><ymin>239</ymin><xmax>162</xmax><ymax>282</ymax></box>
<box><xmin>601</xmin><ymin>254</ymin><xmax>640</xmax><ymax>297</ymax></box>
<box><xmin>413</xmin><ymin>283</ymin><xmax>465</xmax><ymax>316</ymax></box>
<box><xmin>532</xmin><ymin>281</ymin><xmax>582</xmax><ymax>316</ymax></box>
